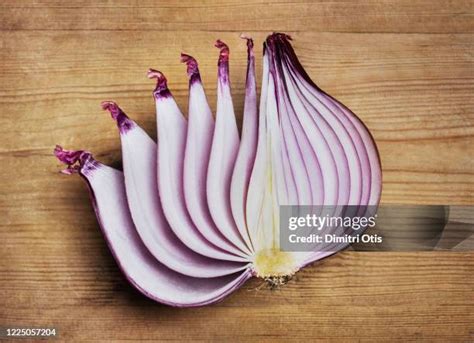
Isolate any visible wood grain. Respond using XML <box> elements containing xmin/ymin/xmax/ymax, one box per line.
<box><xmin>0</xmin><ymin>0</ymin><xmax>472</xmax><ymax>33</ymax></box>
<box><xmin>1</xmin><ymin>1</ymin><xmax>473</xmax><ymax>341</ymax></box>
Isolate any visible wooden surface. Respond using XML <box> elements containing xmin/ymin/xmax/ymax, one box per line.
<box><xmin>1</xmin><ymin>1</ymin><xmax>473</xmax><ymax>341</ymax></box>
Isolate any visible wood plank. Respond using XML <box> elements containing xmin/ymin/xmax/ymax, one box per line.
<box><xmin>0</xmin><ymin>0</ymin><xmax>472</xmax><ymax>33</ymax></box>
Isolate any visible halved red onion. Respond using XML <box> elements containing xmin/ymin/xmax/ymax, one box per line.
<box><xmin>54</xmin><ymin>33</ymin><xmax>381</xmax><ymax>306</ymax></box>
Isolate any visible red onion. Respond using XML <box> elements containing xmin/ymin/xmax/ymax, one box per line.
<box><xmin>54</xmin><ymin>33</ymin><xmax>381</xmax><ymax>306</ymax></box>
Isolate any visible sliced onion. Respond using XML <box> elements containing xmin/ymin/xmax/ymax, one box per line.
<box><xmin>180</xmin><ymin>53</ymin><xmax>249</xmax><ymax>258</ymax></box>
<box><xmin>54</xmin><ymin>146</ymin><xmax>252</xmax><ymax>307</ymax></box>
<box><xmin>101</xmin><ymin>101</ymin><xmax>249</xmax><ymax>276</ymax></box>
<box><xmin>147</xmin><ymin>69</ymin><xmax>249</xmax><ymax>261</ymax></box>
<box><xmin>230</xmin><ymin>36</ymin><xmax>258</xmax><ymax>252</ymax></box>
<box><xmin>206</xmin><ymin>40</ymin><xmax>253</xmax><ymax>255</ymax></box>
<box><xmin>54</xmin><ymin>33</ymin><xmax>382</xmax><ymax>306</ymax></box>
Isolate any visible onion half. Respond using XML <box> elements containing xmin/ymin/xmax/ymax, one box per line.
<box><xmin>55</xmin><ymin>33</ymin><xmax>381</xmax><ymax>306</ymax></box>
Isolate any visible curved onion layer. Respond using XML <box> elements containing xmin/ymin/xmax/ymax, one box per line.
<box><xmin>55</xmin><ymin>33</ymin><xmax>381</xmax><ymax>306</ymax></box>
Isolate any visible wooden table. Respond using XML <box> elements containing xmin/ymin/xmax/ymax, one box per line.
<box><xmin>1</xmin><ymin>1</ymin><xmax>473</xmax><ymax>341</ymax></box>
